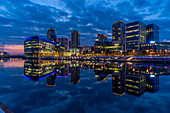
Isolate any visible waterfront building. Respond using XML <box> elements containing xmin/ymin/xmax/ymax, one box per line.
<box><xmin>80</xmin><ymin>46</ymin><xmax>93</xmax><ymax>54</ymax></box>
<box><xmin>147</xmin><ymin>24</ymin><xmax>159</xmax><ymax>43</ymax></box>
<box><xmin>94</xmin><ymin>34</ymin><xmax>107</xmax><ymax>54</ymax></box>
<box><xmin>126</xmin><ymin>21</ymin><xmax>147</xmax><ymax>53</ymax></box>
<box><xmin>71</xmin><ymin>31</ymin><xmax>80</xmax><ymax>48</ymax></box>
<box><xmin>56</xmin><ymin>37</ymin><xmax>69</xmax><ymax>51</ymax></box>
<box><xmin>112</xmin><ymin>21</ymin><xmax>126</xmax><ymax>53</ymax></box>
<box><xmin>140</xmin><ymin>42</ymin><xmax>170</xmax><ymax>56</ymax></box>
<box><xmin>24</xmin><ymin>36</ymin><xmax>56</xmax><ymax>58</ymax></box>
<box><xmin>47</xmin><ymin>28</ymin><xmax>56</xmax><ymax>42</ymax></box>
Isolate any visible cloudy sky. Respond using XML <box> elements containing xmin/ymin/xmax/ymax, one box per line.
<box><xmin>0</xmin><ymin>0</ymin><xmax>170</xmax><ymax>53</ymax></box>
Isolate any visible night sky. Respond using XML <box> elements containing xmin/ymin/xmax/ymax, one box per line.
<box><xmin>0</xmin><ymin>0</ymin><xmax>170</xmax><ymax>53</ymax></box>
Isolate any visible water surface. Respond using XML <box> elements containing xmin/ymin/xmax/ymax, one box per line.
<box><xmin>0</xmin><ymin>59</ymin><xmax>170</xmax><ymax>113</ymax></box>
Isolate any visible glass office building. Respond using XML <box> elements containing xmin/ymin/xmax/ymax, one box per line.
<box><xmin>112</xmin><ymin>21</ymin><xmax>126</xmax><ymax>53</ymax></box>
<box><xmin>126</xmin><ymin>21</ymin><xmax>147</xmax><ymax>53</ymax></box>
<box><xmin>141</xmin><ymin>42</ymin><xmax>170</xmax><ymax>56</ymax></box>
<box><xmin>47</xmin><ymin>28</ymin><xmax>56</xmax><ymax>42</ymax></box>
<box><xmin>94</xmin><ymin>34</ymin><xmax>107</xmax><ymax>54</ymax></box>
<box><xmin>24</xmin><ymin>36</ymin><xmax>56</xmax><ymax>58</ymax></box>
<box><xmin>147</xmin><ymin>24</ymin><xmax>159</xmax><ymax>43</ymax></box>
<box><xmin>56</xmin><ymin>37</ymin><xmax>69</xmax><ymax>51</ymax></box>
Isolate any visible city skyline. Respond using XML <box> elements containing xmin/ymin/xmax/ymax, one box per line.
<box><xmin>0</xmin><ymin>0</ymin><xmax>170</xmax><ymax>53</ymax></box>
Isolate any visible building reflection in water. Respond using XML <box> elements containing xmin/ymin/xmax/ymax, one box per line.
<box><xmin>69</xmin><ymin>63</ymin><xmax>80</xmax><ymax>84</ymax></box>
<box><xmin>24</xmin><ymin>60</ymin><xmax>169</xmax><ymax>97</ymax></box>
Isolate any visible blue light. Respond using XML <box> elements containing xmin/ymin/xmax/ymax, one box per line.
<box><xmin>24</xmin><ymin>36</ymin><xmax>57</xmax><ymax>46</ymax></box>
<box><xmin>24</xmin><ymin>70</ymin><xmax>57</xmax><ymax>81</ymax></box>
<box><xmin>150</xmin><ymin>74</ymin><xmax>155</xmax><ymax>78</ymax></box>
<box><xmin>150</xmin><ymin>41</ymin><xmax>155</xmax><ymax>44</ymax></box>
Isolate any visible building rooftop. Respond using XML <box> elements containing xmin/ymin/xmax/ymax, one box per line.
<box><xmin>47</xmin><ymin>28</ymin><xmax>56</xmax><ymax>31</ymax></box>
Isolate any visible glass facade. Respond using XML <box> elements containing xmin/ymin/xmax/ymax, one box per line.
<box><xmin>141</xmin><ymin>42</ymin><xmax>170</xmax><ymax>56</ymax></box>
<box><xmin>126</xmin><ymin>21</ymin><xmax>147</xmax><ymax>52</ymax></box>
<box><xmin>112</xmin><ymin>21</ymin><xmax>126</xmax><ymax>53</ymax></box>
<box><xmin>147</xmin><ymin>24</ymin><xmax>159</xmax><ymax>43</ymax></box>
<box><xmin>24</xmin><ymin>36</ymin><xmax>56</xmax><ymax>58</ymax></box>
<box><xmin>56</xmin><ymin>37</ymin><xmax>69</xmax><ymax>51</ymax></box>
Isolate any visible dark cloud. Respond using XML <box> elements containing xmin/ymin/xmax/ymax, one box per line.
<box><xmin>0</xmin><ymin>0</ymin><xmax>169</xmax><ymax>46</ymax></box>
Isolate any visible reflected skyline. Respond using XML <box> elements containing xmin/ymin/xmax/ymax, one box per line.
<box><xmin>23</xmin><ymin>60</ymin><xmax>169</xmax><ymax>97</ymax></box>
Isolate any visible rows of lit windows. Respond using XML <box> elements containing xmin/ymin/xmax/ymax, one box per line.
<box><xmin>126</xmin><ymin>34</ymin><xmax>139</xmax><ymax>38</ymax></box>
<box><xmin>126</xmin><ymin>24</ymin><xmax>139</xmax><ymax>28</ymax></box>
<box><xmin>126</xmin><ymin>29</ymin><xmax>139</xmax><ymax>33</ymax></box>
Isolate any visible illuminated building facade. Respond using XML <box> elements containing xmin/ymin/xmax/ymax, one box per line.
<box><xmin>56</xmin><ymin>37</ymin><xmax>69</xmax><ymax>51</ymax></box>
<box><xmin>71</xmin><ymin>31</ymin><xmax>80</xmax><ymax>48</ymax></box>
<box><xmin>47</xmin><ymin>28</ymin><xmax>56</xmax><ymax>42</ymax></box>
<box><xmin>112</xmin><ymin>21</ymin><xmax>126</xmax><ymax>53</ymax></box>
<box><xmin>147</xmin><ymin>24</ymin><xmax>159</xmax><ymax>43</ymax></box>
<box><xmin>94</xmin><ymin>34</ymin><xmax>107</xmax><ymax>54</ymax></box>
<box><xmin>141</xmin><ymin>42</ymin><xmax>170</xmax><ymax>56</ymax></box>
<box><xmin>24</xmin><ymin>36</ymin><xmax>56</xmax><ymax>58</ymax></box>
<box><xmin>126</xmin><ymin>21</ymin><xmax>147</xmax><ymax>53</ymax></box>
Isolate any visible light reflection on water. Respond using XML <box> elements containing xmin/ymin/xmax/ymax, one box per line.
<box><xmin>0</xmin><ymin>59</ymin><xmax>170</xmax><ymax>113</ymax></box>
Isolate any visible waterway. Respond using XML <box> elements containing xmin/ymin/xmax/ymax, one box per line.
<box><xmin>0</xmin><ymin>59</ymin><xmax>170</xmax><ymax>113</ymax></box>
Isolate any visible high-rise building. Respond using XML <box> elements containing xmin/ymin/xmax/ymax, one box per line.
<box><xmin>71</xmin><ymin>31</ymin><xmax>80</xmax><ymax>48</ymax></box>
<box><xmin>126</xmin><ymin>21</ymin><xmax>147</xmax><ymax>53</ymax></box>
<box><xmin>56</xmin><ymin>37</ymin><xmax>69</xmax><ymax>51</ymax></box>
<box><xmin>112</xmin><ymin>21</ymin><xmax>126</xmax><ymax>53</ymax></box>
<box><xmin>47</xmin><ymin>28</ymin><xmax>56</xmax><ymax>42</ymax></box>
<box><xmin>147</xmin><ymin>24</ymin><xmax>159</xmax><ymax>43</ymax></box>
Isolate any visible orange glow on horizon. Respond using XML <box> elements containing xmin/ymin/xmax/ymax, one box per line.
<box><xmin>4</xmin><ymin>45</ymin><xmax>24</xmax><ymax>54</ymax></box>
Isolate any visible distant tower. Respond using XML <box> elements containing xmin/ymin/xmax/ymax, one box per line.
<box><xmin>71</xmin><ymin>31</ymin><xmax>80</xmax><ymax>48</ymax></box>
<box><xmin>47</xmin><ymin>28</ymin><xmax>56</xmax><ymax>42</ymax></box>
<box><xmin>147</xmin><ymin>24</ymin><xmax>159</xmax><ymax>43</ymax></box>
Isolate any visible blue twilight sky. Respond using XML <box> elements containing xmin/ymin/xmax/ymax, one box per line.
<box><xmin>0</xmin><ymin>0</ymin><xmax>170</xmax><ymax>48</ymax></box>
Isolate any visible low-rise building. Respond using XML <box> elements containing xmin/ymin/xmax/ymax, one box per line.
<box><xmin>24</xmin><ymin>36</ymin><xmax>56</xmax><ymax>58</ymax></box>
<box><xmin>141</xmin><ymin>42</ymin><xmax>170</xmax><ymax>56</ymax></box>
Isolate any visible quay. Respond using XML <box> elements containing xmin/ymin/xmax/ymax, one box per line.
<box><xmin>23</xmin><ymin>56</ymin><xmax>170</xmax><ymax>64</ymax></box>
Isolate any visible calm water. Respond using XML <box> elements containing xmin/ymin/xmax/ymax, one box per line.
<box><xmin>0</xmin><ymin>59</ymin><xmax>170</xmax><ymax>113</ymax></box>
